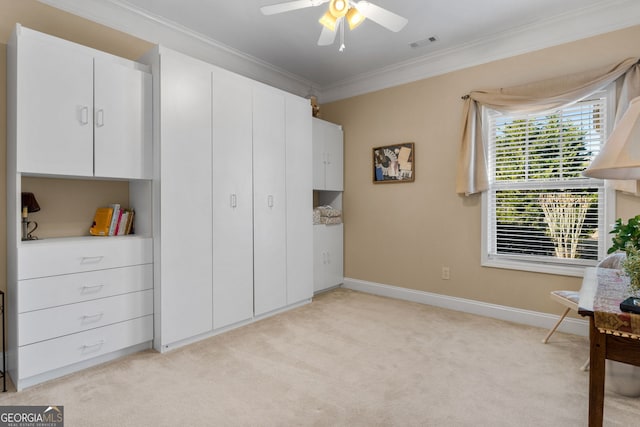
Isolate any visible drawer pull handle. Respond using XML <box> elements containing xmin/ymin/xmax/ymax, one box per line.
<box><xmin>81</xmin><ymin>340</ymin><xmax>105</xmax><ymax>352</ymax></box>
<box><xmin>80</xmin><ymin>256</ymin><xmax>104</xmax><ymax>264</ymax></box>
<box><xmin>81</xmin><ymin>284</ymin><xmax>104</xmax><ymax>293</ymax></box>
<box><xmin>81</xmin><ymin>312</ymin><xmax>104</xmax><ymax>322</ymax></box>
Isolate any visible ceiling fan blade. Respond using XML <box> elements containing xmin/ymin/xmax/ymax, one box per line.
<box><xmin>260</xmin><ymin>0</ymin><xmax>329</xmax><ymax>15</ymax></box>
<box><xmin>317</xmin><ymin>25</ymin><xmax>337</xmax><ymax>46</ymax></box>
<box><xmin>354</xmin><ymin>1</ymin><xmax>408</xmax><ymax>32</ymax></box>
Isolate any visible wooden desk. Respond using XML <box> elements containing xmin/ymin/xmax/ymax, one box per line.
<box><xmin>578</xmin><ymin>267</ymin><xmax>640</xmax><ymax>427</ymax></box>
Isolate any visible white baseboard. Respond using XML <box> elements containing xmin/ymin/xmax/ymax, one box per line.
<box><xmin>342</xmin><ymin>278</ymin><xmax>588</xmax><ymax>337</ymax></box>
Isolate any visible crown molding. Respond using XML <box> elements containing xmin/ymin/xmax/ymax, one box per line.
<box><xmin>37</xmin><ymin>0</ymin><xmax>640</xmax><ymax>104</ymax></box>
<box><xmin>36</xmin><ymin>0</ymin><xmax>315</xmax><ymax>98</ymax></box>
<box><xmin>319</xmin><ymin>0</ymin><xmax>640</xmax><ymax>103</ymax></box>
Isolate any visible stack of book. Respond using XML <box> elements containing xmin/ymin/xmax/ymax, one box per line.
<box><xmin>89</xmin><ymin>204</ymin><xmax>135</xmax><ymax>236</ymax></box>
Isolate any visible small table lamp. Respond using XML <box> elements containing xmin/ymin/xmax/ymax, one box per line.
<box><xmin>21</xmin><ymin>192</ymin><xmax>40</xmax><ymax>241</ymax></box>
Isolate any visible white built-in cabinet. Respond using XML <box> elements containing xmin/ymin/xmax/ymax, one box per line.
<box><xmin>211</xmin><ymin>69</ymin><xmax>254</xmax><ymax>330</ymax></box>
<box><xmin>314</xmin><ymin>223</ymin><xmax>344</xmax><ymax>292</ymax></box>
<box><xmin>253</xmin><ymin>85</ymin><xmax>288</xmax><ymax>316</ymax></box>
<box><xmin>146</xmin><ymin>47</ymin><xmax>313</xmax><ymax>351</ymax></box>
<box><xmin>7</xmin><ymin>25</ymin><xmax>153</xmax><ymax>390</ymax></box>
<box><xmin>152</xmin><ymin>50</ymin><xmax>214</xmax><ymax>345</ymax></box>
<box><xmin>15</xmin><ymin>26</ymin><xmax>151</xmax><ymax>179</ymax></box>
<box><xmin>313</xmin><ymin>118</ymin><xmax>344</xmax><ymax>293</ymax></box>
<box><xmin>313</xmin><ymin>117</ymin><xmax>344</xmax><ymax>191</ymax></box>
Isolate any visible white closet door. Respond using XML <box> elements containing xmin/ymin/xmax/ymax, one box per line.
<box><xmin>324</xmin><ymin>121</ymin><xmax>344</xmax><ymax>191</ymax></box>
<box><xmin>325</xmin><ymin>223</ymin><xmax>344</xmax><ymax>288</ymax></box>
<box><xmin>16</xmin><ymin>34</ymin><xmax>93</xmax><ymax>176</ymax></box>
<box><xmin>212</xmin><ymin>70</ymin><xmax>254</xmax><ymax>329</ymax></box>
<box><xmin>94</xmin><ymin>59</ymin><xmax>152</xmax><ymax>179</ymax></box>
<box><xmin>312</xmin><ymin>118</ymin><xmax>325</xmax><ymax>190</ymax></box>
<box><xmin>313</xmin><ymin>225</ymin><xmax>327</xmax><ymax>292</ymax></box>
<box><xmin>285</xmin><ymin>94</ymin><xmax>313</xmax><ymax>304</ymax></box>
<box><xmin>158</xmin><ymin>50</ymin><xmax>213</xmax><ymax>345</ymax></box>
<box><xmin>313</xmin><ymin>224</ymin><xmax>344</xmax><ymax>292</ymax></box>
<box><xmin>253</xmin><ymin>84</ymin><xmax>287</xmax><ymax>316</ymax></box>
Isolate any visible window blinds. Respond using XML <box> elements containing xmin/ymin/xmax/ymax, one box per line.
<box><xmin>486</xmin><ymin>97</ymin><xmax>607</xmax><ymax>263</ymax></box>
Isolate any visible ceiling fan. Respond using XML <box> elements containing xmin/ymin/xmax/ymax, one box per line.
<box><xmin>261</xmin><ymin>0</ymin><xmax>408</xmax><ymax>51</ymax></box>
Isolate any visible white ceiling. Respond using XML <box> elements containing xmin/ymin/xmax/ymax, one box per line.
<box><xmin>38</xmin><ymin>0</ymin><xmax>640</xmax><ymax>102</ymax></box>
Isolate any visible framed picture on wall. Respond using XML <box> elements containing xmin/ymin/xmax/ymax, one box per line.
<box><xmin>373</xmin><ymin>143</ymin><xmax>415</xmax><ymax>183</ymax></box>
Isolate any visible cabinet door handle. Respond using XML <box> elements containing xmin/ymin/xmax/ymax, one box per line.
<box><xmin>268</xmin><ymin>195</ymin><xmax>274</xmax><ymax>208</ymax></box>
<box><xmin>81</xmin><ymin>284</ymin><xmax>104</xmax><ymax>293</ymax></box>
<box><xmin>326</xmin><ymin>251</ymin><xmax>331</xmax><ymax>264</ymax></box>
<box><xmin>80</xmin><ymin>256</ymin><xmax>104</xmax><ymax>264</ymax></box>
<box><xmin>96</xmin><ymin>109</ymin><xmax>105</xmax><ymax>127</ymax></box>
<box><xmin>326</xmin><ymin>152</ymin><xmax>332</xmax><ymax>165</ymax></box>
<box><xmin>230</xmin><ymin>194</ymin><xmax>237</xmax><ymax>208</ymax></box>
<box><xmin>80</xmin><ymin>106</ymin><xmax>90</xmax><ymax>125</ymax></box>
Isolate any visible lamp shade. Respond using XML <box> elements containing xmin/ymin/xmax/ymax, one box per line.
<box><xmin>319</xmin><ymin>11</ymin><xmax>338</xmax><ymax>31</ymax></box>
<box><xmin>21</xmin><ymin>192</ymin><xmax>40</xmax><ymax>213</ymax></box>
<box><xmin>346</xmin><ymin>7</ymin><xmax>365</xmax><ymax>30</ymax></box>
<box><xmin>583</xmin><ymin>96</ymin><xmax>640</xmax><ymax>179</ymax></box>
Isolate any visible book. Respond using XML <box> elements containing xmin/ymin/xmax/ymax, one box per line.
<box><xmin>108</xmin><ymin>203</ymin><xmax>121</xmax><ymax>236</ymax></box>
<box><xmin>116</xmin><ymin>211</ymin><xmax>129</xmax><ymax>236</ymax></box>
<box><xmin>125</xmin><ymin>209</ymin><xmax>135</xmax><ymax>235</ymax></box>
<box><xmin>89</xmin><ymin>207</ymin><xmax>113</xmax><ymax>236</ymax></box>
<box><xmin>113</xmin><ymin>208</ymin><xmax>124</xmax><ymax>236</ymax></box>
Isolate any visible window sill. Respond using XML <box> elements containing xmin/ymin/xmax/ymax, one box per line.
<box><xmin>481</xmin><ymin>257</ymin><xmax>590</xmax><ymax>277</ymax></box>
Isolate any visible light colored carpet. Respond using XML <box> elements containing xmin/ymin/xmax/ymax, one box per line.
<box><xmin>1</xmin><ymin>288</ymin><xmax>639</xmax><ymax>426</ymax></box>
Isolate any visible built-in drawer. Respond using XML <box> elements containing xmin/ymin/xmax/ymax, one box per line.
<box><xmin>19</xmin><ymin>289</ymin><xmax>153</xmax><ymax>345</ymax></box>
<box><xmin>18</xmin><ymin>315</ymin><xmax>153</xmax><ymax>379</ymax></box>
<box><xmin>18</xmin><ymin>264</ymin><xmax>153</xmax><ymax>313</ymax></box>
<box><xmin>18</xmin><ymin>236</ymin><xmax>152</xmax><ymax>280</ymax></box>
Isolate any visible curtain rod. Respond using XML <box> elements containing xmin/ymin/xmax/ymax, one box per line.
<box><xmin>461</xmin><ymin>94</ymin><xmax>470</xmax><ymax>100</ymax></box>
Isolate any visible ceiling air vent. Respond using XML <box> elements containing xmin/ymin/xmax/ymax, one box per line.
<box><xmin>409</xmin><ymin>36</ymin><xmax>439</xmax><ymax>48</ymax></box>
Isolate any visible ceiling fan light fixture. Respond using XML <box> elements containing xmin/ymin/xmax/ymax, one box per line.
<box><xmin>346</xmin><ymin>7</ymin><xmax>365</xmax><ymax>30</ymax></box>
<box><xmin>329</xmin><ymin>0</ymin><xmax>349</xmax><ymax>18</ymax></box>
<box><xmin>319</xmin><ymin>11</ymin><xmax>338</xmax><ymax>31</ymax></box>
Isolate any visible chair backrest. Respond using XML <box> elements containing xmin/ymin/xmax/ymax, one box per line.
<box><xmin>597</xmin><ymin>252</ymin><xmax>626</xmax><ymax>269</ymax></box>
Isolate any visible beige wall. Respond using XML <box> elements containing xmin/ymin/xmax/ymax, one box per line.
<box><xmin>0</xmin><ymin>0</ymin><xmax>153</xmax><ymax>292</ymax></box>
<box><xmin>321</xmin><ymin>25</ymin><xmax>640</xmax><ymax>315</ymax></box>
<box><xmin>2</xmin><ymin>1</ymin><xmax>639</xmax><ymax>316</ymax></box>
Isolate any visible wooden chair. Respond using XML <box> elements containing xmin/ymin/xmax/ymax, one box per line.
<box><xmin>542</xmin><ymin>253</ymin><xmax>626</xmax><ymax>371</ymax></box>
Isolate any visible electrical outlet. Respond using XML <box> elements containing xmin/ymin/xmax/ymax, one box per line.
<box><xmin>442</xmin><ymin>266</ymin><xmax>450</xmax><ymax>280</ymax></box>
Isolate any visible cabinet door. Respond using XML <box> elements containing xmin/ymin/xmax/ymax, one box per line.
<box><xmin>253</xmin><ymin>84</ymin><xmax>287</xmax><ymax>316</ymax></box>
<box><xmin>312</xmin><ymin>118</ymin><xmax>325</xmax><ymax>190</ymax></box>
<box><xmin>17</xmin><ymin>34</ymin><xmax>94</xmax><ymax>176</ymax></box>
<box><xmin>158</xmin><ymin>51</ymin><xmax>213</xmax><ymax>345</ymax></box>
<box><xmin>314</xmin><ymin>224</ymin><xmax>344</xmax><ymax>292</ymax></box>
<box><xmin>324</xmin><ymin>122</ymin><xmax>344</xmax><ymax>191</ymax></box>
<box><xmin>285</xmin><ymin>94</ymin><xmax>313</xmax><ymax>304</ymax></box>
<box><xmin>94</xmin><ymin>59</ymin><xmax>152</xmax><ymax>179</ymax></box>
<box><xmin>313</xmin><ymin>225</ymin><xmax>327</xmax><ymax>292</ymax></box>
<box><xmin>325</xmin><ymin>223</ymin><xmax>344</xmax><ymax>288</ymax></box>
<box><xmin>211</xmin><ymin>70</ymin><xmax>254</xmax><ymax>329</ymax></box>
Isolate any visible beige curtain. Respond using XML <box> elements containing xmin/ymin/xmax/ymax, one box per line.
<box><xmin>456</xmin><ymin>57</ymin><xmax>640</xmax><ymax>195</ymax></box>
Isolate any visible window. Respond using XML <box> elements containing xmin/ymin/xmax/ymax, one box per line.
<box><xmin>482</xmin><ymin>88</ymin><xmax>615</xmax><ymax>276</ymax></box>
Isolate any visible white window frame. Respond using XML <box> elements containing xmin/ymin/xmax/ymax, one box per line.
<box><xmin>481</xmin><ymin>84</ymin><xmax>616</xmax><ymax>277</ymax></box>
